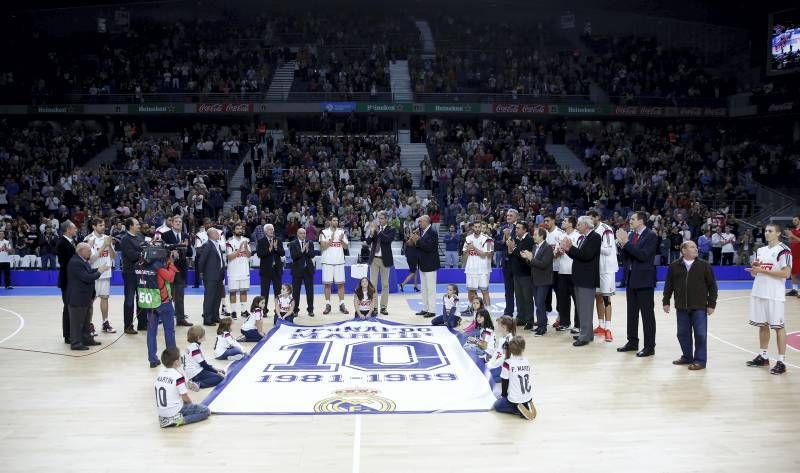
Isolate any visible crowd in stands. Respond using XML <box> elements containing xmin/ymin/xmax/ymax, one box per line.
<box><xmin>581</xmin><ymin>34</ymin><xmax>732</xmax><ymax>105</ymax></box>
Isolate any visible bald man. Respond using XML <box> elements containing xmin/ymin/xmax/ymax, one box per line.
<box><xmin>67</xmin><ymin>243</ymin><xmax>109</xmax><ymax>350</ymax></box>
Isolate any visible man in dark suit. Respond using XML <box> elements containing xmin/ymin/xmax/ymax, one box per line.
<box><xmin>616</xmin><ymin>211</ymin><xmax>659</xmax><ymax>357</ymax></box>
<box><xmin>522</xmin><ymin>227</ymin><xmax>553</xmax><ymax>336</ymax></box>
<box><xmin>57</xmin><ymin>220</ymin><xmax>78</xmax><ymax>344</ymax></box>
<box><xmin>411</xmin><ymin>215</ymin><xmax>440</xmax><ymax>317</ymax></box>
<box><xmin>256</xmin><ymin>223</ymin><xmax>284</xmax><ymax>314</ymax></box>
<box><xmin>197</xmin><ymin>228</ymin><xmax>225</xmax><ymax>326</ymax></box>
<box><xmin>289</xmin><ymin>227</ymin><xmax>316</xmax><ymax>317</ymax></box>
<box><xmin>366</xmin><ymin>211</ymin><xmax>396</xmax><ymax>315</ymax></box>
<box><xmin>159</xmin><ymin>215</ymin><xmax>193</xmax><ymax>327</ymax></box>
<box><xmin>506</xmin><ymin>222</ymin><xmax>534</xmax><ymax>329</ymax></box>
<box><xmin>67</xmin><ymin>243</ymin><xmax>108</xmax><ymax>350</ymax></box>
<box><xmin>562</xmin><ymin>216</ymin><xmax>602</xmax><ymax>346</ymax></box>
<box><xmin>121</xmin><ymin>218</ymin><xmax>145</xmax><ymax>333</ymax></box>
<box><xmin>496</xmin><ymin>209</ymin><xmax>519</xmax><ymax>317</ymax></box>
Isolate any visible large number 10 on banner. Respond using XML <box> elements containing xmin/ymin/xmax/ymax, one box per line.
<box><xmin>203</xmin><ymin>319</ymin><xmax>498</xmax><ymax>414</ymax></box>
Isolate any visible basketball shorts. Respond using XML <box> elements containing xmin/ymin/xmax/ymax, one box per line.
<box><xmin>322</xmin><ymin>264</ymin><xmax>345</xmax><ymax>283</ymax></box>
<box><xmin>227</xmin><ymin>277</ymin><xmax>251</xmax><ymax>292</ymax></box>
<box><xmin>749</xmin><ymin>297</ymin><xmax>784</xmax><ymax>329</ymax></box>
<box><xmin>595</xmin><ymin>273</ymin><xmax>616</xmax><ymax>295</ymax></box>
<box><xmin>95</xmin><ymin>278</ymin><xmax>110</xmax><ymax>297</ymax></box>
<box><xmin>466</xmin><ymin>273</ymin><xmax>489</xmax><ymax>291</ymax></box>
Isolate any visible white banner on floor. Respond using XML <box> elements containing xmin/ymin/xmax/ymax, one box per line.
<box><xmin>203</xmin><ymin>319</ymin><xmax>496</xmax><ymax>414</ymax></box>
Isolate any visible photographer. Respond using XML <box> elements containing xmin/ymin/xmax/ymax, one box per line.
<box><xmin>136</xmin><ymin>244</ymin><xmax>180</xmax><ymax>368</ymax></box>
<box><xmin>160</xmin><ymin>215</ymin><xmax>193</xmax><ymax>327</ymax></box>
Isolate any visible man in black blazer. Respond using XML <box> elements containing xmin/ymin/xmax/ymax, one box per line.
<box><xmin>159</xmin><ymin>215</ymin><xmax>193</xmax><ymax>327</ymax></box>
<box><xmin>616</xmin><ymin>211</ymin><xmax>659</xmax><ymax>357</ymax></box>
<box><xmin>506</xmin><ymin>222</ymin><xmax>534</xmax><ymax>329</ymax></box>
<box><xmin>411</xmin><ymin>215</ymin><xmax>440</xmax><ymax>317</ymax></box>
<box><xmin>57</xmin><ymin>220</ymin><xmax>78</xmax><ymax>344</ymax></box>
<box><xmin>366</xmin><ymin>211</ymin><xmax>396</xmax><ymax>315</ymax></box>
<box><xmin>289</xmin><ymin>227</ymin><xmax>316</xmax><ymax>317</ymax></box>
<box><xmin>522</xmin><ymin>227</ymin><xmax>554</xmax><ymax>336</ymax></box>
<box><xmin>197</xmin><ymin>228</ymin><xmax>225</xmax><ymax>326</ymax></box>
<box><xmin>67</xmin><ymin>243</ymin><xmax>108</xmax><ymax>350</ymax></box>
<box><xmin>562</xmin><ymin>216</ymin><xmax>602</xmax><ymax>346</ymax></box>
<box><xmin>120</xmin><ymin>218</ymin><xmax>145</xmax><ymax>333</ymax></box>
<box><xmin>256</xmin><ymin>223</ymin><xmax>284</xmax><ymax>314</ymax></box>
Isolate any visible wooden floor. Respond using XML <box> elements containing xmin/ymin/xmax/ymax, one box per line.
<box><xmin>0</xmin><ymin>290</ymin><xmax>798</xmax><ymax>473</ymax></box>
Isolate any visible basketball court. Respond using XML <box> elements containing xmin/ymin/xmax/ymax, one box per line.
<box><xmin>0</xmin><ymin>284</ymin><xmax>798</xmax><ymax>472</ymax></box>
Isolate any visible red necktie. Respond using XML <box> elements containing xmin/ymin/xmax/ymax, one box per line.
<box><xmin>633</xmin><ymin>232</ymin><xmax>640</xmax><ymax>245</ymax></box>
<box><xmin>577</xmin><ymin>235</ymin><xmax>585</xmax><ymax>247</ymax></box>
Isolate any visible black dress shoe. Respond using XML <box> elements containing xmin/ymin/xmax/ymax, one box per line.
<box><xmin>516</xmin><ymin>319</ymin><xmax>527</xmax><ymax>326</ymax></box>
<box><xmin>176</xmin><ymin>320</ymin><xmax>193</xmax><ymax>327</ymax></box>
<box><xmin>424</xmin><ymin>312</ymin><xmax>435</xmax><ymax>318</ymax></box>
<box><xmin>64</xmin><ymin>337</ymin><xmax>71</xmax><ymax>344</ymax></box>
<box><xmin>617</xmin><ymin>344</ymin><xmax>638</xmax><ymax>352</ymax></box>
<box><xmin>573</xmin><ymin>335</ymin><xmax>580</xmax><ymax>340</ymax></box>
<box><xmin>636</xmin><ymin>348</ymin><xmax>655</xmax><ymax>357</ymax></box>
<box><xmin>203</xmin><ymin>322</ymin><xmax>217</xmax><ymax>326</ymax></box>
<box><xmin>85</xmin><ymin>340</ymin><xmax>102</xmax><ymax>346</ymax></box>
<box><xmin>415</xmin><ymin>310</ymin><xmax>427</xmax><ymax>316</ymax></box>
<box><xmin>150</xmin><ymin>360</ymin><xmax>161</xmax><ymax>368</ymax></box>
<box><xmin>523</xmin><ymin>324</ymin><xmax>534</xmax><ymax>331</ymax></box>
<box><xmin>71</xmin><ymin>345</ymin><xmax>89</xmax><ymax>351</ymax></box>
<box><xmin>573</xmin><ymin>340</ymin><xmax>589</xmax><ymax>347</ymax></box>
<box><xmin>380</xmin><ymin>308</ymin><xmax>389</xmax><ymax>315</ymax></box>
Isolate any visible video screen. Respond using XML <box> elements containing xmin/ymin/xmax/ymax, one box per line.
<box><xmin>769</xmin><ymin>9</ymin><xmax>800</xmax><ymax>74</ymax></box>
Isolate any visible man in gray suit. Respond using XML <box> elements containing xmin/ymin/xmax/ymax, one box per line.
<box><xmin>197</xmin><ymin>228</ymin><xmax>225</xmax><ymax>326</ymax></box>
<box><xmin>521</xmin><ymin>228</ymin><xmax>554</xmax><ymax>336</ymax></box>
<box><xmin>67</xmin><ymin>243</ymin><xmax>109</xmax><ymax>350</ymax></box>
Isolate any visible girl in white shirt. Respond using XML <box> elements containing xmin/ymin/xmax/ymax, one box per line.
<box><xmin>239</xmin><ymin>296</ymin><xmax>265</xmax><ymax>342</ymax></box>
<box><xmin>213</xmin><ymin>318</ymin><xmax>247</xmax><ymax>361</ymax></box>
<box><xmin>432</xmin><ymin>284</ymin><xmax>461</xmax><ymax>328</ymax></box>
<box><xmin>353</xmin><ymin>277</ymin><xmax>377</xmax><ymax>319</ymax></box>
<box><xmin>274</xmin><ymin>284</ymin><xmax>296</xmax><ymax>325</ymax></box>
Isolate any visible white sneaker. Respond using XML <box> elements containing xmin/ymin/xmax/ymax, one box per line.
<box><xmin>187</xmin><ymin>380</ymin><xmax>201</xmax><ymax>392</ymax></box>
<box><xmin>229</xmin><ymin>354</ymin><xmax>245</xmax><ymax>361</ymax></box>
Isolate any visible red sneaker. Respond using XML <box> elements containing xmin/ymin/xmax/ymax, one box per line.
<box><xmin>593</xmin><ymin>326</ymin><xmax>606</xmax><ymax>336</ymax></box>
<box><xmin>604</xmin><ymin>329</ymin><xmax>613</xmax><ymax>342</ymax></box>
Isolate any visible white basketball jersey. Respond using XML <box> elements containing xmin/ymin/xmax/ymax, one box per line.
<box><xmin>595</xmin><ymin>222</ymin><xmax>619</xmax><ymax>273</ymax></box>
<box><xmin>154</xmin><ymin>367</ymin><xmax>188</xmax><ymax>421</ymax></box>
<box><xmin>464</xmin><ymin>233</ymin><xmax>489</xmax><ymax>275</ymax></box>
<box><xmin>85</xmin><ymin>233</ymin><xmax>112</xmax><ymax>279</ymax></box>
<box><xmin>752</xmin><ymin>243</ymin><xmax>792</xmax><ymax>301</ymax></box>
<box><xmin>501</xmin><ymin>355</ymin><xmax>533</xmax><ymax>403</ymax></box>
<box><xmin>226</xmin><ymin>236</ymin><xmax>251</xmax><ymax>279</ymax></box>
<box><xmin>546</xmin><ymin>228</ymin><xmax>565</xmax><ymax>272</ymax></box>
<box><xmin>320</xmin><ymin>228</ymin><xmax>347</xmax><ymax>265</ymax></box>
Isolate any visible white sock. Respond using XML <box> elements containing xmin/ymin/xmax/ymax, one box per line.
<box><xmin>761</xmin><ymin>349</ymin><xmax>768</xmax><ymax>359</ymax></box>
<box><xmin>778</xmin><ymin>354</ymin><xmax>786</xmax><ymax>362</ymax></box>
<box><xmin>606</xmin><ymin>320</ymin><xmax>612</xmax><ymax>330</ymax></box>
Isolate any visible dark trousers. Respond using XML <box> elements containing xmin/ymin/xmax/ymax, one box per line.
<box><xmin>202</xmin><ymin>278</ymin><xmax>223</xmax><ymax>324</ymax></box>
<box><xmin>502</xmin><ymin>264</ymin><xmax>515</xmax><ymax>316</ymax></box>
<box><xmin>61</xmin><ymin>288</ymin><xmax>70</xmax><ymax>339</ymax></box>
<box><xmin>292</xmin><ymin>272</ymin><xmax>314</xmax><ymax>313</ymax></box>
<box><xmin>172</xmin><ymin>281</ymin><xmax>187</xmax><ymax>321</ymax></box>
<box><xmin>556</xmin><ymin>273</ymin><xmax>576</xmax><ymax>327</ymax></box>
<box><xmin>545</xmin><ymin>270</ymin><xmax>559</xmax><ymax>313</ymax></box>
<box><xmin>677</xmin><ymin>309</ymin><xmax>708</xmax><ymax>366</ymax></box>
<box><xmin>721</xmin><ymin>252</ymin><xmax>734</xmax><ymax>265</ymax></box>
<box><xmin>260</xmin><ymin>269</ymin><xmax>282</xmax><ymax>308</ymax></box>
<box><xmin>513</xmin><ymin>274</ymin><xmax>533</xmax><ymax>325</ymax></box>
<box><xmin>193</xmin><ymin>268</ymin><xmax>201</xmax><ymax>288</ymax></box>
<box><xmin>68</xmin><ymin>305</ymin><xmax>93</xmax><ymax>348</ymax></box>
<box><xmin>122</xmin><ymin>271</ymin><xmax>137</xmax><ymax>329</ymax></box>
<box><xmin>626</xmin><ymin>287</ymin><xmax>656</xmax><ymax>349</ymax></box>
<box><xmin>533</xmin><ymin>285</ymin><xmax>550</xmax><ymax>329</ymax></box>
<box><xmin>0</xmin><ymin>262</ymin><xmax>10</xmax><ymax>287</ymax></box>
<box><xmin>711</xmin><ymin>248</ymin><xmax>722</xmax><ymax>266</ymax></box>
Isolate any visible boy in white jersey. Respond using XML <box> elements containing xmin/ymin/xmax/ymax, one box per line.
<box><xmin>153</xmin><ymin>347</ymin><xmax>207</xmax><ymax>428</ymax></box>
<box><xmin>590</xmin><ymin>210</ymin><xmax>617</xmax><ymax>342</ymax></box>
<box><xmin>745</xmin><ymin>224</ymin><xmax>792</xmax><ymax>375</ymax></box>
<box><xmin>85</xmin><ymin>218</ymin><xmax>116</xmax><ymax>333</ymax></box>
<box><xmin>225</xmin><ymin>223</ymin><xmax>251</xmax><ymax>319</ymax></box>
<box><xmin>320</xmin><ymin>217</ymin><xmax>350</xmax><ymax>315</ymax></box>
<box><xmin>493</xmin><ymin>336</ymin><xmax>536</xmax><ymax>420</ymax></box>
<box><xmin>464</xmin><ymin>221</ymin><xmax>492</xmax><ymax>306</ymax></box>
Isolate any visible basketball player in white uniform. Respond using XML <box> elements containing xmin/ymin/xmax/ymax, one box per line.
<box><xmin>320</xmin><ymin>217</ymin><xmax>349</xmax><ymax>315</ymax></box>
<box><xmin>225</xmin><ymin>223</ymin><xmax>251</xmax><ymax>319</ymax></box>
<box><xmin>745</xmin><ymin>224</ymin><xmax>792</xmax><ymax>375</ymax></box>
<box><xmin>85</xmin><ymin>218</ymin><xmax>116</xmax><ymax>333</ymax></box>
<box><xmin>544</xmin><ymin>216</ymin><xmax>565</xmax><ymax>324</ymax></box>
<box><xmin>464</xmin><ymin>221</ymin><xmax>492</xmax><ymax>307</ymax></box>
<box><xmin>590</xmin><ymin>210</ymin><xmax>617</xmax><ymax>342</ymax></box>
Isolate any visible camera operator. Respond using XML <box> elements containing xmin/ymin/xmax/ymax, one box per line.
<box><xmin>135</xmin><ymin>244</ymin><xmax>180</xmax><ymax>368</ymax></box>
<box><xmin>160</xmin><ymin>215</ymin><xmax>193</xmax><ymax>327</ymax></box>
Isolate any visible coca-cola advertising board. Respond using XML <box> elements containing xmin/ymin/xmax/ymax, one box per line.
<box><xmin>197</xmin><ymin>103</ymin><xmax>254</xmax><ymax>113</ymax></box>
